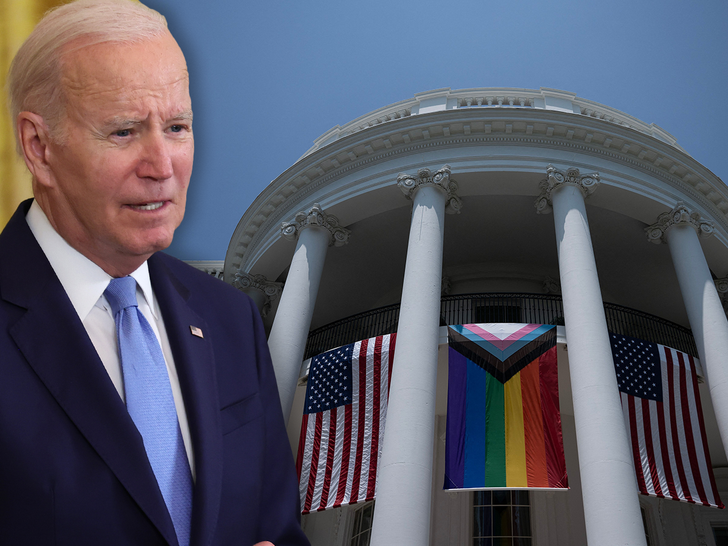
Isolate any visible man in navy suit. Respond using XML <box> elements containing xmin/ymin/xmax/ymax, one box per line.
<box><xmin>1</xmin><ymin>1</ymin><xmax>309</xmax><ymax>544</ymax></box>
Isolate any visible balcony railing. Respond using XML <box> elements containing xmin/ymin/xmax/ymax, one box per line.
<box><xmin>303</xmin><ymin>293</ymin><xmax>697</xmax><ymax>360</ymax></box>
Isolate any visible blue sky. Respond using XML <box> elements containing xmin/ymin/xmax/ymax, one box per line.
<box><xmin>143</xmin><ymin>0</ymin><xmax>728</xmax><ymax>260</ymax></box>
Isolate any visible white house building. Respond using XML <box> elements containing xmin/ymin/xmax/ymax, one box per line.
<box><xmin>221</xmin><ymin>87</ymin><xmax>728</xmax><ymax>546</ymax></box>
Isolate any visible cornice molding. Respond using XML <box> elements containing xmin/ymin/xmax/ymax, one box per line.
<box><xmin>225</xmin><ymin>107</ymin><xmax>728</xmax><ymax>278</ymax></box>
<box><xmin>299</xmin><ymin>87</ymin><xmax>685</xmax><ymax>159</ymax></box>
<box><xmin>645</xmin><ymin>202</ymin><xmax>715</xmax><ymax>244</ymax></box>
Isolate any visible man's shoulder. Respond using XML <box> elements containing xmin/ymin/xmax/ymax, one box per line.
<box><xmin>149</xmin><ymin>252</ymin><xmax>251</xmax><ymax>305</ymax></box>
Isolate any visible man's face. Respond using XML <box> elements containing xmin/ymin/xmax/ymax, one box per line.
<box><xmin>40</xmin><ymin>32</ymin><xmax>193</xmax><ymax>275</ymax></box>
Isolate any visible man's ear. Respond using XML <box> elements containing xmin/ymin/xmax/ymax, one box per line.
<box><xmin>17</xmin><ymin>112</ymin><xmax>56</xmax><ymax>189</ymax></box>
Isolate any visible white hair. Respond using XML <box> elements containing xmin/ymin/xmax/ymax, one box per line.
<box><xmin>7</xmin><ymin>0</ymin><xmax>169</xmax><ymax>151</ymax></box>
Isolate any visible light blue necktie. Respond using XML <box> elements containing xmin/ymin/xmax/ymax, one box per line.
<box><xmin>105</xmin><ymin>276</ymin><xmax>193</xmax><ymax>546</ymax></box>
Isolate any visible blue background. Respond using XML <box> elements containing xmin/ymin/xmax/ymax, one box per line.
<box><xmin>142</xmin><ymin>0</ymin><xmax>728</xmax><ymax>261</ymax></box>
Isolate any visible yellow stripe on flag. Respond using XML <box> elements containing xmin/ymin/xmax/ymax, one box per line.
<box><xmin>504</xmin><ymin>373</ymin><xmax>528</xmax><ymax>487</ymax></box>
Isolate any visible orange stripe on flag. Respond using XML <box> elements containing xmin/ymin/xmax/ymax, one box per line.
<box><xmin>521</xmin><ymin>356</ymin><xmax>549</xmax><ymax>487</ymax></box>
<box><xmin>504</xmin><ymin>372</ymin><xmax>527</xmax><ymax>487</ymax></box>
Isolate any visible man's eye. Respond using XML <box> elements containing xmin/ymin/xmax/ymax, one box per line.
<box><xmin>114</xmin><ymin>129</ymin><xmax>132</xmax><ymax>137</ymax></box>
<box><xmin>169</xmin><ymin>125</ymin><xmax>185</xmax><ymax>133</ymax></box>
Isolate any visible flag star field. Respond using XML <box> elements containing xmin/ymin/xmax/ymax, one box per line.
<box><xmin>306</xmin><ymin>345</ymin><xmax>353</xmax><ymax>413</ymax></box>
<box><xmin>611</xmin><ymin>335</ymin><xmax>661</xmax><ymax>401</ymax></box>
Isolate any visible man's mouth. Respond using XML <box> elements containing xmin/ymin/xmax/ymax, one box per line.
<box><xmin>129</xmin><ymin>202</ymin><xmax>165</xmax><ymax>211</ymax></box>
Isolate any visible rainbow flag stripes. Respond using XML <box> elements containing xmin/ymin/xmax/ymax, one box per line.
<box><xmin>445</xmin><ymin>323</ymin><xmax>568</xmax><ymax>490</ymax></box>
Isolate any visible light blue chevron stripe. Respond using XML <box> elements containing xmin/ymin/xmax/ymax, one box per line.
<box><xmin>448</xmin><ymin>324</ymin><xmax>554</xmax><ymax>361</ymax></box>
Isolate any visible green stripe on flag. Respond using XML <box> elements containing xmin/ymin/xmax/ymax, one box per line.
<box><xmin>484</xmin><ymin>372</ymin><xmax>506</xmax><ymax>486</ymax></box>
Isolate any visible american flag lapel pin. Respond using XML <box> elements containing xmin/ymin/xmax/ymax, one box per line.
<box><xmin>190</xmin><ymin>325</ymin><xmax>204</xmax><ymax>338</ymax></box>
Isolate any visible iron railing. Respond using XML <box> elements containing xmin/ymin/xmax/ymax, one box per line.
<box><xmin>303</xmin><ymin>293</ymin><xmax>697</xmax><ymax>359</ymax></box>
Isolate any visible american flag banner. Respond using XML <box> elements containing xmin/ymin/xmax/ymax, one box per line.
<box><xmin>610</xmin><ymin>333</ymin><xmax>723</xmax><ymax>508</ymax></box>
<box><xmin>296</xmin><ymin>334</ymin><xmax>396</xmax><ymax>514</ymax></box>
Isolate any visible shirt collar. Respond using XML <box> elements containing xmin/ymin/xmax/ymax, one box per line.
<box><xmin>25</xmin><ymin>200</ymin><xmax>158</xmax><ymax>321</ymax></box>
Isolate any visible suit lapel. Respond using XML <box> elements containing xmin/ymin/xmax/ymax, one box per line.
<box><xmin>149</xmin><ymin>256</ymin><xmax>223</xmax><ymax>546</ymax></box>
<box><xmin>1</xmin><ymin>202</ymin><xmax>179</xmax><ymax>545</ymax></box>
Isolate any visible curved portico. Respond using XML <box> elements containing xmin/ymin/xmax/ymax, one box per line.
<box><xmin>226</xmin><ymin>87</ymin><xmax>728</xmax><ymax>546</ymax></box>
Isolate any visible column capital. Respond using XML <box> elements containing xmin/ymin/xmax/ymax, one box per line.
<box><xmin>535</xmin><ymin>164</ymin><xmax>600</xmax><ymax>214</ymax></box>
<box><xmin>715</xmin><ymin>277</ymin><xmax>728</xmax><ymax>295</ymax></box>
<box><xmin>715</xmin><ymin>278</ymin><xmax>728</xmax><ymax>316</ymax></box>
<box><xmin>280</xmin><ymin>203</ymin><xmax>351</xmax><ymax>246</ymax></box>
<box><xmin>232</xmin><ymin>272</ymin><xmax>283</xmax><ymax>318</ymax></box>
<box><xmin>543</xmin><ymin>275</ymin><xmax>561</xmax><ymax>295</ymax></box>
<box><xmin>645</xmin><ymin>202</ymin><xmax>715</xmax><ymax>244</ymax></box>
<box><xmin>397</xmin><ymin>164</ymin><xmax>462</xmax><ymax>214</ymax></box>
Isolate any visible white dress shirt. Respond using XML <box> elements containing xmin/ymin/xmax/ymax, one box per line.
<box><xmin>26</xmin><ymin>201</ymin><xmax>195</xmax><ymax>476</ymax></box>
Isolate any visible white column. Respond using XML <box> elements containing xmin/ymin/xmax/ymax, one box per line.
<box><xmin>535</xmin><ymin>165</ymin><xmax>647</xmax><ymax>546</ymax></box>
<box><xmin>267</xmin><ymin>203</ymin><xmax>350</xmax><ymax>423</ymax></box>
<box><xmin>646</xmin><ymin>203</ymin><xmax>728</xmax><ymax>456</ymax></box>
<box><xmin>232</xmin><ymin>272</ymin><xmax>283</xmax><ymax>317</ymax></box>
<box><xmin>370</xmin><ymin>165</ymin><xmax>462</xmax><ymax>546</ymax></box>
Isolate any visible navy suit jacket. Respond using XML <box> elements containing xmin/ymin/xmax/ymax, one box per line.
<box><xmin>0</xmin><ymin>200</ymin><xmax>309</xmax><ymax>546</ymax></box>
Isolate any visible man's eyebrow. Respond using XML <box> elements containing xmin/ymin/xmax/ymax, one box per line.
<box><xmin>103</xmin><ymin>117</ymin><xmax>140</xmax><ymax>129</ymax></box>
<box><xmin>101</xmin><ymin>110</ymin><xmax>193</xmax><ymax>129</ymax></box>
<box><xmin>171</xmin><ymin>109</ymin><xmax>194</xmax><ymax>122</ymax></box>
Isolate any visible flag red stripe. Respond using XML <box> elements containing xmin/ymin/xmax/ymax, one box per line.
<box><xmin>305</xmin><ymin>412</ymin><xmax>324</xmax><ymax>512</ymax></box>
<box><xmin>297</xmin><ymin>413</ymin><xmax>308</xmax><ymax>480</ymax></box>
<box><xmin>655</xmin><ymin>398</ymin><xmax>678</xmax><ymax>500</ymax></box>
<box><xmin>641</xmin><ymin>397</ymin><xmax>662</xmax><ymax>496</ymax></box>
<box><xmin>335</xmin><ymin>403</ymin><xmax>353</xmax><ymax>506</ymax></box>
<box><xmin>349</xmin><ymin>338</ymin><xmax>369</xmax><ymax>503</ymax></box>
<box><xmin>665</xmin><ymin>349</ymin><xmax>692</xmax><ymax>503</ymax></box>
<box><xmin>521</xmin><ymin>355</ymin><xmax>548</xmax><ymax>487</ymax></box>
<box><xmin>628</xmin><ymin>395</ymin><xmax>648</xmax><ymax>494</ymax></box>
<box><xmin>387</xmin><ymin>335</ymin><xmax>396</xmax><ymax>392</ymax></box>
<box><xmin>319</xmin><ymin>406</ymin><xmax>338</xmax><ymax>509</ymax></box>
<box><xmin>537</xmin><ymin>346</ymin><xmax>567</xmax><ymax>488</ymax></box>
<box><xmin>677</xmin><ymin>352</ymin><xmax>708</xmax><ymax>505</ymax></box>
<box><xmin>689</xmin><ymin>355</ymin><xmax>724</xmax><ymax>508</ymax></box>
<box><xmin>367</xmin><ymin>336</ymin><xmax>382</xmax><ymax>499</ymax></box>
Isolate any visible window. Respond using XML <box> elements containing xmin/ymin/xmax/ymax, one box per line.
<box><xmin>473</xmin><ymin>304</ymin><xmax>522</xmax><ymax>324</ymax></box>
<box><xmin>713</xmin><ymin>526</ymin><xmax>728</xmax><ymax>546</ymax></box>
<box><xmin>472</xmin><ymin>490</ymin><xmax>531</xmax><ymax>546</ymax></box>
<box><xmin>351</xmin><ymin>502</ymin><xmax>374</xmax><ymax>546</ymax></box>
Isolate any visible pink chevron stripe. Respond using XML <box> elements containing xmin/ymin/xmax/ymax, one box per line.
<box><xmin>463</xmin><ymin>323</ymin><xmax>541</xmax><ymax>351</ymax></box>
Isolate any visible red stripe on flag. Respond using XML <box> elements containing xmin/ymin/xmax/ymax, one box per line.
<box><xmin>335</xmin><ymin>403</ymin><xmax>353</xmax><ymax>506</ymax></box>
<box><xmin>521</xmin><ymin>355</ymin><xmax>548</xmax><ymax>487</ymax></box>
<box><xmin>640</xmin><ymin>397</ymin><xmax>662</xmax><ymax>496</ymax></box>
<box><xmin>367</xmin><ymin>336</ymin><xmax>383</xmax><ymax>499</ymax></box>
<box><xmin>387</xmin><ymin>334</ymin><xmax>396</xmax><ymax>392</ymax></box>
<box><xmin>319</xmin><ymin>407</ymin><xmax>338</xmax><ymax>509</ymax></box>
<box><xmin>305</xmin><ymin>412</ymin><xmax>324</xmax><ymax>512</ymax></box>
<box><xmin>628</xmin><ymin>395</ymin><xmax>648</xmax><ymax>494</ymax></box>
<box><xmin>536</xmin><ymin>346</ymin><xmax>567</xmax><ymax>488</ymax></box>
<box><xmin>297</xmin><ymin>413</ymin><xmax>308</xmax><ymax>480</ymax></box>
<box><xmin>350</xmin><ymin>338</ymin><xmax>369</xmax><ymax>503</ymax></box>
<box><xmin>665</xmin><ymin>349</ymin><xmax>692</xmax><ymax>503</ymax></box>
<box><xmin>677</xmin><ymin>352</ymin><xmax>708</xmax><ymax>505</ymax></box>
<box><xmin>655</xmin><ymin>398</ymin><xmax>678</xmax><ymax>500</ymax></box>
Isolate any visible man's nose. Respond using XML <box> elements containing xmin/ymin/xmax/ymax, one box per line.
<box><xmin>137</xmin><ymin>132</ymin><xmax>174</xmax><ymax>180</ymax></box>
